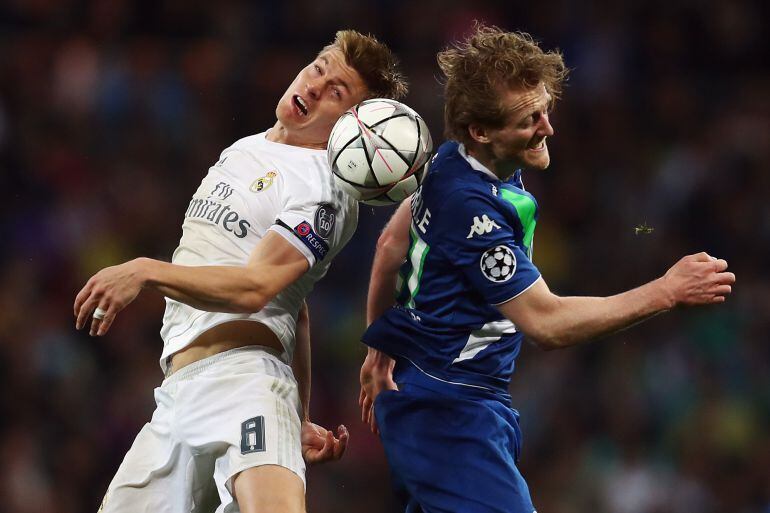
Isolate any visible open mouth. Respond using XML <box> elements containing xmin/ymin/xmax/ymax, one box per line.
<box><xmin>293</xmin><ymin>95</ymin><xmax>308</xmax><ymax>116</ymax></box>
<box><xmin>529</xmin><ymin>140</ymin><xmax>546</xmax><ymax>151</ymax></box>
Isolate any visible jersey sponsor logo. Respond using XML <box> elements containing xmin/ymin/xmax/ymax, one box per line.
<box><xmin>184</xmin><ymin>198</ymin><xmax>251</xmax><ymax>238</ymax></box>
<box><xmin>210</xmin><ymin>181</ymin><xmax>234</xmax><ymax>200</ymax></box>
<box><xmin>314</xmin><ymin>203</ymin><xmax>337</xmax><ymax>239</ymax></box>
<box><xmin>293</xmin><ymin>221</ymin><xmax>329</xmax><ymax>261</ymax></box>
<box><xmin>467</xmin><ymin>214</ymin><xmax>501</xmax><ymax>239</ymax></box>
<box><xmin>480</xmin><ymin>245</ymin><xmax>517</xmax><ymax>282</ymax></box>
<box><xmin>250</xmin><ymin>171</ymin><xmax>277</xmax><ymax>193</ymax></box>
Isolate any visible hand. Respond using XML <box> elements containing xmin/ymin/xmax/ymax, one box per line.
<box><xmin>662</xmin><ymin>252</ymin><xmax>736</xmax><ymax>307</ymax></box>
<box><xmin>301</xmin><ymin>421</ymin><xmax>348</xmax><ymax>464</ymax></box>
<box><xmin>74</xmin><ymin>258</ymin><xmax>146</xmax><ymax>336</ymax></box>
<box><xmin>359</xmin><ymin>348</ymin><xmax>398</xmax><ymax>435</ymax></box>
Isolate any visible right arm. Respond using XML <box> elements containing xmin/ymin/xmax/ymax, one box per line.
<box><xmin>499</xmin><ymin>253</ymin><xmax>735</xmax><ymax>350</ymax></box>
<box><xmin>75</xmin><ymin>231</ymin><xmax>309</xmax><ymax>335</ymax></box>
<box><xmin>366</xmin><ymin>198</ymin><xmax>413</xmax><ymax>325</ymax></box>
<box><xmin>360</xmin><ymin>199</ymin><xmax>412</xmax><ymax>432</ymax></box>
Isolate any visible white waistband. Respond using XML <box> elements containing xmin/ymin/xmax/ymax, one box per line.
<box><xmin>162</xmin><ymin>345</ymin><xmax>285</xmax><ymax>385</ymax></box>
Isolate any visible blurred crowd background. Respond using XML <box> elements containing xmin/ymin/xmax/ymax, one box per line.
<box><xmin>1</xmin><ymin>0</ymin><xmax>768</xmax><ymax>511</ymax></box>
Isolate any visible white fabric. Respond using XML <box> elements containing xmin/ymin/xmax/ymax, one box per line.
<box><xmin>159</xmin><ymin>132</ymin><xmax>358</xmax><ymax>371</ymax></box>
<box><xmin>457</xmin><ymin>143</ymin><xmax>499</xmax><ymax>179</ymax></box>
<box><xmin>99</xmin><ymin>347</ymin><xmax>305</xmax><ymax>513</ymax></box>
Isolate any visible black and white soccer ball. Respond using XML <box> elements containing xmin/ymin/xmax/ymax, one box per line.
<box><xmin>480</xmin><ymin>246</ymin><xmax>517</xmax><ymax>282</ymax></box>
<box><xmin>328</xmin><ymin>98</ymin><xmax>433</xmax><ymax>206</ymax></box>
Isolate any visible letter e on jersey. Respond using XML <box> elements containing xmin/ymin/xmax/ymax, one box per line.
<box><xmin>467</xmin><ymin>215</ymin><xmax>501</xmax><ymax>239</ymax></box>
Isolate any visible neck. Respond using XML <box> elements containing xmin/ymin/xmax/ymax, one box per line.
<box><xmin>465</xmin><ymin>145</ymin><xmax>518</xmax><ymax>181</ymax></box>
<box><xmin>266</xmin><ymin>121</ymin><xmax>326</xmax><ymax>150</ymax></box>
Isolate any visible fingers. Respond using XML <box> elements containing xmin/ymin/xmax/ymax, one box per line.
<box><xmin>369</xmin><ymin>408</ymin><xmax>379</xmax><ymax>435</ymax></box>
<box><xmin>90</xmin><ymin>309</ymin><xmax>104</xmax><ymax>337</ymax></box>
<box><xmin>361</xmin><ymin>395</ymin><xmax>372</xmax><ymax>424</ymax></box>
<box><xmin>716</xmin><ymin>271</ymin><xmax>736</xmax><ymax>285</ymax></box>
<box><xmin>96</xmin><ymin>307</ymin><xmax>118</xmax><ymax>336</ymax></box>
<box><xmin>334</xmin><ymin>425</ymin><xmax>349</xmax><ymax>459</ymax></box>
<box><xmin>91</xmin><ymin>304</ymin><xmax>119</xmax><ymax>337</ymax></box>
<box><xmin>712</xmin><ymin>284</ymin><xmax>732</xmax><ymax>296</ymax></box>
<box><xmin>76</xmin><ymin>295</ymin><xmax>99</xmax><ymax>330</ymax></box>
<box><xmin>690</xmin><ymin>252</ymin><xmax>713</xmax><ymax>262</ymax></box>
<box><xmin>713</xmin><ymin>259</ymin><xmax>728</xmax><ymax>272</ymax></box>
<box><xmin>74</xmin><ymin>280</ymin><xmax>91</xmax><ymax>318</ymax></box>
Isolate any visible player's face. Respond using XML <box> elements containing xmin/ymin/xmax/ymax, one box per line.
<box><xmin>275</xmin><ymin>48</ymin><xmax>367</xmax><ymax>148</ymax></box>
<box><xmin>486</xmin><ymin>83</ymin><xmax>555</xmax><ymax>171</ymax></box>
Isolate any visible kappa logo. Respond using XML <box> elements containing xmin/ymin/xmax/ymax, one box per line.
<box><xmin>250</xmin><ymin>171</ymin><xmax>277</xmax><ymax>193</ymax></box>
<box><xmin>210</xmin><ymin>181</ymin><xmax>234</xmax><ymax>200</ymax></box>
<box><xmin>466</xmin><ymin>214</ymin><xmax>501</xmax><ymax>239</ymax></box>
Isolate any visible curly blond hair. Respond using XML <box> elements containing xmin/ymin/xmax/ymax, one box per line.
<box><xmin>322</xmin><ymin>30</ymin><xmax>408</xmax><ymax>100</ymax></box>
<box><xmin>438</xmin><ymin>22</ymin><xmax>568</xmax><ymax>145</ymax></box>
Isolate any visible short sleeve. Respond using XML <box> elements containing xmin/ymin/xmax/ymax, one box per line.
<box><xmin>434</xmin><ymin>191</ymin><xmax>540</xmax><ymax>305</ymax></box>
<box><xmin>268</xmin><ymin>195</ymin><xmax>343</xmax><ymax>268</ymax></box>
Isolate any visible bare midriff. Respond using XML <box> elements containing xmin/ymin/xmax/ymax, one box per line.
<box><xmin>168</xmin><ymin>320</ymin><xmax>284</xmax><ymax>375</ymax></box>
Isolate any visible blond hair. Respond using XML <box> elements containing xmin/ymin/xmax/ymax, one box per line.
<box><xmin>322</xmin><ymin>30</ymin><xmax>408</xmax><ymax>100</ymax></box>
<box><xmin>438</xmin><ymin>22</ymin><xmax>568</xmax><ymax>145</ymax></box>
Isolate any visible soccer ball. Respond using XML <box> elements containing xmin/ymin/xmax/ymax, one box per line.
<box><xmin>328</xmin><ymin>98</ymin><xmax>433</xmax><ymax>206</ymax></box>
<box><xmin>480</xmin><ymin>246</ymin><xmax>516</xmax><ymax>283</ymax></box>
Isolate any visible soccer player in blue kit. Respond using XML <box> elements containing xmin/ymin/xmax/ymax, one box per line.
<box><xmin>358</xmin><ymin>24</ymin><xmax>736</xmax><ymax>513</ymax></box>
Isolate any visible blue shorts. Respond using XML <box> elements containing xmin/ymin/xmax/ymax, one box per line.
<box><xmin>375</xmin><ymin>379</ymin><xmax>535</xmax><ymax>513</ymax></box>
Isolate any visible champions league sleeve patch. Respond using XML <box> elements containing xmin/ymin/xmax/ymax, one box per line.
<box><xmin>480</xmin><ymin>245</ymin><xmax>517</xmax><ymax>282</ymax></box>
<box><xmin>314</xmin><ymin>204</ymin><xmax>337</xmax><ymax>240</ymax></box>
<box><xmin>277</xmin><ymin>219</ymin><xmax>330</xmax><ymax>262</ymax></box>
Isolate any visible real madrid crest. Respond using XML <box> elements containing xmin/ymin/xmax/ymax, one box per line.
<box><xmin>251</xmin><ymin>171</ymin><xmax>278</xmax><ymax>193</ymax></box>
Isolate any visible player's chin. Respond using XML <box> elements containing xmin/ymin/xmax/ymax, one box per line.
<box><xmin>524</xmin><ymin>149</ymin><xmax>551</xmax><ymax>170</ymax></box>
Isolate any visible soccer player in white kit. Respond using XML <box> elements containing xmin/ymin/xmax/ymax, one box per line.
<box><xmin>73</xmin><ymin>30</ymin><xmax>408</xmax><ymax>513</ymax></box>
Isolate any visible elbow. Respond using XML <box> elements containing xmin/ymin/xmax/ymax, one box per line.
<box><xmin>231</xmin><ymin>292</ymin><xmax>269</xmax><ymax>313</ymax></box>
<box><xmin>376</xmin><ymin>229</ymin><xmax>408</xmax><ymax>261</ymax></box>
<box><xmin>525</xmin><ymin>329</ymin><xmax>565</xmax><ymax>351</ymax></box>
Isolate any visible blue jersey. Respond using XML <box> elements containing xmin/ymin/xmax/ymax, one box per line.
<box><xmin>363</xmin><ymin>141</ymin><xmax>541</xmax><ymax>397</ymax></box>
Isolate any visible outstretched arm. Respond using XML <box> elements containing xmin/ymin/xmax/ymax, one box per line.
<box><xmin>501</xmin><ymin>253</ymin><xmax>735</xmax><ymax>350</ymax></box>
<box><xmin>74</xmin><ymin>231</ymin><xmax>308</xmax><ymax>336</ymax></box>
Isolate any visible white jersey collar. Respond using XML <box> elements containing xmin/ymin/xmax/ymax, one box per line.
<box><xmin>458</xmin><ymin>143</ymin><xmax>499</xmax><ymax>181</ymax></box>
<box><xmin>258</xmin><ymin>131</ymin><xmax>327</xmax><ymax>156</ymax></box>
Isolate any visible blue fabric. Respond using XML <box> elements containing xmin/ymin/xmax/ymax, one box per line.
<box><xmin>363</xmin><ymin>141</ymin><xmax>541</xmax><ymax>395</ymax></box>
<box><xmin>364</xmin><ymin>141</ymin><xmax>543</xmax><ymax>512</ymax></box>
<box><xmin>374</xmin><ymin>361</ymin><xmax>535</xmax><ymax>513</ymax></box>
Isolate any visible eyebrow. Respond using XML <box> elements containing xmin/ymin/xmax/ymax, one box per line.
<box><xmin>319</xmin><ymin>55</ymin><xmax>351</xmax><ymax>96</ymax></box>
<box><xmin>515</xmin><ymin>93</ymin><xmax>553</xmax><ymax>122</ymax></box>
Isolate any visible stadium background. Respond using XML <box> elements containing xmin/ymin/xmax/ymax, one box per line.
<box><xmin>1</xmin><ymin>0</ymin><xmax>768</xmax><ymax>511</ymax></box>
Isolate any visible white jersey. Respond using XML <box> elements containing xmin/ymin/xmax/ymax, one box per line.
<box><xmin>159</xmin><ymin>132</ymin><xmax>358</xmax><ymax>371</ymax></box>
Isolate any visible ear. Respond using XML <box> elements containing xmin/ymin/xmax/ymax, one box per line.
<box><xmin>468</xmin><ymin>124</ymin><xmax>491</xmax><ymax>144</ymax></box>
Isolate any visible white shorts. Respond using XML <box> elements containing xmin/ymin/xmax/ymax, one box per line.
<box><xmin>99</xmin><ymin>346</ymin><xmax>305</xmax><ymax>513</ymax></box>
